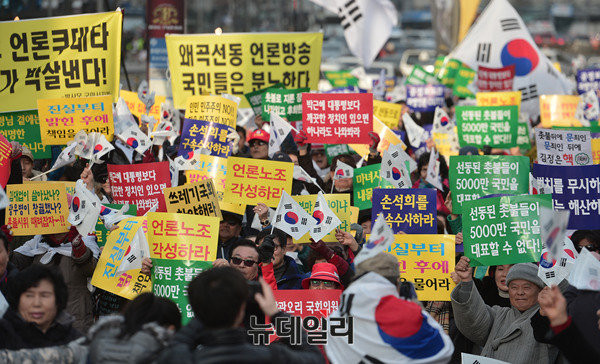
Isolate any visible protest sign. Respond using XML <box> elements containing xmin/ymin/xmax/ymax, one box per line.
<box><xmin>432</xmin><ymin>131</ymin><xmax>459</xmax><ymax>159</ymax></box>
<box><xmin>91</xmin><ymin>216</ymin><xmax>152</xmax><ymax>299</ymax></box>
<box><xmin>178</xmin><ymin>119</ymin><xmax>232</xmax><ymax>158</ymax></box>
<box><xmin>261</xmin><ymin>87</ymin><xmax>307</xmax><ymax>122</ymax></box>
<box><xmin>462</xmin><ymin>194</ymin><xmax>552</xmax><ymax>266</ymax></box>
<box><xmin>348</xmin><ymin>116</ymin><xmax>406</xmax><ymax>158</ymax></box>
<box><xmin>436</xmin><ymin>58</ymin><xmax>461</xmax><ymax>87</ymax></box>
<box><xmin>0</xmin><ymin>11</ymin><xmax>122</xmax><ymax>113</ymax></box>
<box><xmin>184</xmin><ymin>154</ymin><xmax>246</xmax><ymax>215</ymax></box>
<box><xmin>540</xmin><ymin>95</ymin><xmax>581</xmax><ymax>127</ymax></box>
<box><xmin>166</xmin><ymin>32</ymin><xmax>323</xmax><ymax>109</ymax></box>
<box><xmin>0</xmin><ymin>135</ymin><xmax>9</xmax><ymax>188</ymax></box>
<box><xmin>0</xmin><ymin>110</ymin><xmax>51</xmax><ymax>158</ymax></box>
<box><xmin>353</xmin><ymin>164</ymin><xmax>393</xmax><ymax>210</ymax></box>
<box><xmin>449</xmin><ymin>155</ymin><xmax>530</xmax><ymax>214</ymax></box>
<box><xmin>152</xmin><ymin>259</ymin><xmax>212</xmax><ymax>324</ymax></box>
<box><xmin>387</xmin><ymin>234</ymin><xmax>456</xmax><ymax>301</ymax></box>
<box><xmin>476</xmin><ymin>91</ymin><xmax>522</xmax><ymax>112</ymax></box>
<box><xmin>244</xmin><ymin>83</ymin><xmax>283</xmax><ymax>116</ymax></box>
<box><xmin>164</xmin><ymin>180</ymin><xmax>221</xmax><ymax>219</ymax></box>
<box><xmin>95</xmin><ymin>203</ymin><xmax>137</xmax><ymax>248</ymax></box>
<box><xmin>120</xmin><ymin>90</ymin><xmax>165</xmax><ymax>121</ymax></box>
<box><xmin>6</xmin><ymin>182</ymin><xmax>69</xmax><ymax>236</ymax></box>
<box><xmin>406</xmin><ymin>85</ymin><xmax>446</xmax><ymax>112</ymax></box>
<box><xmin>593</xmin><ymin>139</ymin><xmax>600</xmax><ymax>164</ymax></box>
<box><xmin>532</xmin><ymin>164</ymin><xmax>600</xmax><ymax>229</ymax></box>
<box><xmin>303</xmin><ymin>93</ymin><xmax>373</xmax><ymax>144</ymax></box>
<box><xmin>372</xmin><ymin>188</ymin><xmax>437</xmax><ymax>234</ymax></box>
<box><xmin>185</xmin><ymin>95</ymin><xmax>238</xmax><ymax>128</ymax></box>
<box><xmin>273</xmin><ymin>289</ymin><xmax>341</xmax><ymax>317</ymax></box>
<box><xmin>224</xmin><ymin>157</ymin><xmax>293</xmax><ymax>207</ymax></box>
<box><xmin>535</xmin><ymin>129</ymin><xmax>592</xmax><ymax>166</ymax></box>
<box><xmin>456</xmin><ymin>105</ymin><xmax>519</xmax><ymax>148</ymax></box>
<box><xmin>452</xmin><ymin>65</ymin><xmax>476</xmax><ymax>98</ymax></box>
<box><xmin>462</xmin><ymin>353</ymin><xmax>509</xmax><ymax>364</ymax></box>
<box><xmin>405</xmin><ymin>64</ymin><xmax>438</xmax><ymax>85</ymax></box>
<box><xmin>108</xmin><ymin>162</ymin><xmax>171</xmax><ymax>215</ymax></box>
<box><xmin>324</xmin><ymin>144</ymin><xmax>356</xmax><ymax>164</ymax></box>
<box><xmin>576</xmin><ymin>68</ymin><xmax>600</xmax><ymax>94</ymax></box>
<box><xmin>373</xmin><ymin>100</ymin><xmax>403</xmax><ymax>129</ymax></box>
<box><xmin>292</xmin><ymin>194</ymin><xmax>351</xmax><ymax>244</ymax></box>
<box><xmin>324</xmin><ymin>70</ymin><xmax>358</xmax><ymax>88</ymax></box>
<box><xmin>37</xmin><ymin>95</ymin><xmax>114</xmax><ymax>145</ymax></box>
<box><xmin>477</xmin><ymin>65</ymin><xmax>515</xmax><ymax>92</ymax></box>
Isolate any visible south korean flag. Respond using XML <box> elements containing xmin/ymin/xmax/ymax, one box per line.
<box><xmin>354</xmin><ymin>213</ymin><xmax>394</xmax><ymax>265</ymax></box>
<box><xmin>118</xmin><ymin>125</ymin><xmax>152</xmax><ymax>155</ymax></box>
<box><xmin>68</xmin><ymin>179</ymin><xmax>102</xmax><ymax>236</ymax></box>
<box><xmin>333</xmin><ymin>160</ymin><xmax>354</xmax><ymax>180</ymax></box>
<box><xmin>269</xmin><ymin>112</ymin><xmax>293</xmax><ymax>158</ymax></box>
<box><xmin>116</xmin><ymin>219</ymin><xmax>151</xmax><ymax>275</ymax></box>
<box><xmin>310</xmin><ymin>192</ymin><xmax>342</xmax><ymax>242</ymax></box>
<box><xmin>538</xmin><ymin>236</ymin><xmax>578</xmax><ymax>287</ymax></box>
<box><xmin>575</xmin><ymin>90</ymin><xmax>600</xmax><ymax>126</ymax></box>
<box><xmin>272</xmin><ymin>190</ymin><xmax>315</xmax><ymax>240</ymax></box>
<box><xmin>381</xmin><ymin>144</ymin><xmax>416</xmax><ymax>189</ymax></box>
<box><xmin>402</xmin><ymin>113</ymin><xmax>427</xmax><ymax>147</ymax></box>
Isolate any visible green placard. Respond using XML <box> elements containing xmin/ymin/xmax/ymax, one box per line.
<box><xmin>0</xmin><ymin>110</ymin><xmax>51</xmax><ymax>159</ymax></box>
<box><xmin>152</xmin><ymin>259</ymin><xmax>213</xmax><ymax>325</ymax></box>
<box><xmin>452</xmin><ymin>65</ymin><xmax>476</xmax><ymax>99</ymax></box>
<box><xmin>244</xmin><ymin>83</ymin><xmax>284</xmax><ymax>116</ymax></box>
<box><xmin>324</xmin><ymin>70</ymin><xmax>358</xmax><ymax>88</ymax></box>
<box><xmin>405</xmin><ymin>64</ymin><xmax>438</xmax><ymax>85</ymax></box>
<box><xmin>352</xmin><ymin>164</ymin><xmax>393</xmax><ymax>210</ymax></box>
<box><xmin>449</xmin><ymin>155</ymin><xmax>530</xmax><ymax>214</ymax></box>
<box><xmin>261</xmin><ymin>87</ymin><xmax>308</xmax><ymax>122</ymax></box>
<box><xmin>462</xmin><ymin>194</ymin><xmax>552</xmax><ymax>266</ymax></box>
<box><xmin>433</xmin><ymin>56</ymin><xmax>446</xmax><ymax>77</ymax></box>
<box><xmin>456</xmin><ymin>105</ymin><xmax>520</xmax><ymax>149</ymax></box>
<box><xmin>95</xmin><ymin>204</ymin><xmax>137</xmax><ymax>248</ymax></box>
<box><xmin>436</xmin><ymin>58</ymin><xmax>462</xmax><ymax>87</ymax></box>
<box><xmin>516</xmin><ymin>117</ymin><xmax>531</xmax><ymax>150</ymax></box>
<box><xmin>324</xmin><ymin>144</ymin><xmax>357</xmax><ymax>164</ymax></box>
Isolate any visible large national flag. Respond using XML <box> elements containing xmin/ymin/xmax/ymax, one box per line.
<box><xmin>311</xmin><ymin>0</ymin><xmax>398</xmax><ymax>67</ymax></box>
<box><xmin>450</xmin><ymin>0</ymin><xmax>572</xmax><ymax>116</ymax></box>
<box><xmin>272</xmin><ymin>190</ymin><xmax>316</xmax><ymax>240</ymax></box>
<box><xmin>269</xmin><ymin>112</ymin><xmax>294</xmax><ymax>158</ymax></box>
<box><xmin>310</xmin><ymin>192</ymin><xmax>342</xmax><ymax>242</ymax></box>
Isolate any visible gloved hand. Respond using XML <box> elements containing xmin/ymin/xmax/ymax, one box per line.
<box><xmin>227</xmin><ymin>128</ymin><xmax>240</xmax><ymax>154</ymax></box>
<box><xmin>294</xmin><ymin>130</ymin><xmax>308</xmax><ymax>151</ymax></box>
<box><xmin>368</xmin><ymin>131</ymin><xmax>380</xmax><ymax>154</ymax></box>
<box><xmin>257</xmin><ymin>235</ymin><xmax>276</xmax><ymax>264</ymax></box>
<box><xmin>309</xmin><ymin>239</ymin><xmax>334</xmax><ymax>260</ymax></box>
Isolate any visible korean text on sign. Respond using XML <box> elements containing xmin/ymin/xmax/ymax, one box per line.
<box><xmin>166</xmin><ymin>32</ymin><xmax>323</xmax><ymax>109</ymax></box>
<box><xmin>373</xmin><ymin>100</ymin><xmax>403</xmax><ymax>129</ymax></box>
<box><xmin>532</xmin><ymin>164</ymin><xmax>600</xmax><ymax>230</ymax></box>
<box><xmin>0</xmin><ymin>11</ymin><xmax>122</xmax><ymax>113</ymax></box>
<box><xmin>539</xmin><ymin>95</ymin><xmax>580</xmax><ymax>128</ymax></box>
<box><xmin>261</xmin><ymin>87</ymin><xmax>307</xmax><ymax>122</ymax></box>
<box><xmin>462</xmin><ymin>194</ymin><xmax>552</xmax><ymax>266</ymax></box>
<box><xmin>293</xmin><ymin>194</ymin><xmax>351</xmax><ymax>244</ymax></box>
<box><xmin>449</xmin><ymin>155</ymin><xmax>530</xmax><ymax>214</ymax></box>
<box><xmin>372</xmin><ymin>188</ymin><xmax>437</xmax><ymax>234</ymax></box>
<box><xmin>477</xmin><ymin>65</ymin><xmax>515</xmax><ymax>92</ymax></box>
<box><xmin>178</xmin><ymin>118</ymin><xmax>232</xmax><ymax>159</ymax></box>
<box><xmin>406</xmin><ymin>85</ymin><xmax>446</xmax><ymax>113</ymax></box>
<box><xmin>164</xmin><ymin>179</ymin><xmax>222</xmax><ymax>219</ymax></box>
<box><xmin>120</xmin><ymin>90</ymin><xmax>165</xmax><ymax>121</ymax></box>
<box><xmin>536</xmin><ymin>129</ymin><xmax>592</xmax><ymax>166</ymax></box>
<box><xmin>185</xmin><ymin>95</ymin><xmax>238</xmax><ymax>128</ymax></box>
<box><xmin>576</xmin><ymin>68</ymin><xmax>600</xmax><ymax>94</ymax></box>
<box><xmin>349</xmin><ymin>116</ymin><xmax>407</xmax><ymax>158</ymax></box>
<box><xmin>37</xmin><ymin>95</ymin><xmax>114</xmax><ymax>145</ymax></box>
<box><xmin>148</xmin><ymin>212</ymin><xmax>220</xmax><ymax>262</ymax></box>
<box><xmin>353</xmin><ymin>163</ymin><xmax>392</xmax><ymax>210</ymax></box>
<box><xmin>6</xmin><ymin>182</ymin><xmax>69</xmax><ymax>236</ymax></box>
<box><xmin>108</xmin><ymin>162</ymin><xmax>171</xmax><ymax>215</ymax></box>
<box><xmin>456</xmin><ymin>105</ymin><xmax>519</xmax><ymax>149</ymax></box>
<box><xmin>0</xmin><ymin>110</ymin><xmax>51</xmax><ymax>158</ymax></box>
<box><xmin>95</xmin><ymin>203</ymin><xmax>136</xmax><ymax>248</ymax></box>
<box><xmin>224</xmin><ymin>157</ymin><xmax>293</xmax><ymax>208</ymax></box>
<box><xmin>91</xmin><ymin>216</ymin><xmax>152</xmax><ymax>299</ymax></box>
<box><xmin>303</xmin><ymin>93</ymin><xmax>373</xmax><ymax>144</ymax></box>
<box><xmin>387</xmin><ymin>234</ymin><xmax>456</xmax><ymax>301</ymax></box>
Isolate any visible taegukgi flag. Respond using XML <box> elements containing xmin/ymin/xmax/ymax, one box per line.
<box><xmin>310</xmin><ymin>192</ymin><xmax>342</xmax><ymax>242</ymax></box>
<box><xmin>272</xmin><ymin>190</ymin><xmax>316</xmax><ymax>240</ymax></box>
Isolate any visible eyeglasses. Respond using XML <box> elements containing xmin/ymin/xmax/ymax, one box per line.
<box><xmin>250</xmin><ymin>140</ymin><xmax>267</xmax><ymax>147</ymax></box>
<box><xmin>231</xmin><ymin>256</ymin><xmax>258</xmax><ymax>267</ymax></box>
<box><xmin>310</xmin><ymin>279</ymin><xmax>337</xmax><ymax>288</ymax></box>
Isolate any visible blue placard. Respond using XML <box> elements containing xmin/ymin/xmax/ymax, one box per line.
<box><xmin>532</xmin><ymin>164</ymin><xmax>600</xmax><ymax>229</ymax></box>
<box><xmin>576</xmin><ymin>68</ymin><xmax>600</xmax><ymax>94</ymax></box>
<box><xmin>178</xmin><ymin>118</ymin><xmax>232</xmax><ymax>158</ymax></box>
<box><xmin>372</xmin><ymin>188</ymin><xmax>438</xmax><ymax>234</ymax></box>
<box><xmin>406</xmin><ymin>84</ymin><xmax>446</xmax><ymax>113</ymax></box>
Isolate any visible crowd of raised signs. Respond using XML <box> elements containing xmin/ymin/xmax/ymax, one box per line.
<box><xmin>1</xmin><ymin>2</ymin><xmax>600</xmax><ymax>364</ymax></box>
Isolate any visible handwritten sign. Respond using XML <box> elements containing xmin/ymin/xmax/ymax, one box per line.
<box><xmin>535</xmin><ymin>129</ymin><xmax>592</xmax><ymax>166</ymax></box>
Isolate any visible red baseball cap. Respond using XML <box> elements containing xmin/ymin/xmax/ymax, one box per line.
<box><xmin>247</xmin><ymin>129</ymin><xmax>270</xmax><ymax>143</ymax></box>
<box><xmin>302</xmin><ymin>262</ymin><xmax>343</xmax><ymax>289</ymax></box>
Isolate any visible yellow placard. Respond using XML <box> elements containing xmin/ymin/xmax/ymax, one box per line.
<box><xmin>120</xmin><ymin>90</ymin><xmax>165</xmax><ymax>122</ymax></box>
<box><xmin>387</xmin><ymin>234</ymin><xmax>456</xmax><ymax>301</ymax></box>
<box><xmin>184</xmin><ymin>154</ymin><xmax>246</xmax><ymax>215</ymax></box>
<box><xmin>37</xmin><ymin>95</ymin><xmax>114</xmax><ymax>145</ymax></box>
<box><xmin>373</xmin><ymin>100</ymin><xmax>403</xmax><ymax>129</ymax></box>
<box><xmin>5</xmin><ymin>182</ymin><xmax>69</xmax><ymax>236</ymax></box>
<box><xmin>166</xmin><ymin>32</ymin><xmax>323</xmax><ymax>109</ymax></box>
<box><xmin>349</xmin><ymin>116</ymin><xmax>407</xmax><ymax>158</ymax></box>
<box><xmin>224</xmin><ymin>156</ymin><xmax>293</xmax><ymax>208</ymax></box>
<box><xmin>476</xmin><ymin>91</ymin><xmax>522</xmax><ymax>113</ymax></box>
<box><xmin>432</xmin><ymin>130</ymin><xmax>459</xmax><ymax>158</ymax></box>
<box><xmin>292</xmin><ymin>194</ymin><xmax>351</xmax><ymax>243</ymax></box>
<box><xmin>23</xmin><ymin>180</ymin><xmax>75</xmax><ymax>197</ymax></box>
<box><xmin>540</xmin><ymin>95</ymin><xmax>581</xmax><ymax>128</ymax></box>
<box><xmin>185</xmin><ymin>95</ymin><xmax>238</xmax><ymax>128</ymax></box>
<box><xmin>147</xmin><ymin>212</ymin><xmax>220</xmax><ymax>261</ymax></box>
<box><xmin>349</xmin><ymin>206</ymin><xmax>359</xmax><ymax>224</ymax></box>
<box><xmin>593</xmin><ymin>139</ymin><xmax>600</xmax><ymax>164</ymax></box>
<box><xmin>91</xmin><ymin>216</ymin><xmax>152</xmax><ymax>299</ymax></box>
<box><xmin>164</xmin><ymin>179</ymin><xmax>222</xmax><ymax>219</ymax></box>
<box><xmin>0</xmin><ymin>11</ymin><xmax>122</xmax><ymax>113</ymax></box>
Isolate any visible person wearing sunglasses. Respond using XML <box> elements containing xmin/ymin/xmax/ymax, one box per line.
<box><xmin>227</xmin><ymin>240</ymin><xmax>260</xmax><ymax>281</ymax></box>
<box><xmin>217</xmin><ymin>211</ymin><xmax>244</xmax><ymax>260</ymax></box>
<box><xmin>301</xmin><ymin>262</ymin><xmax>343</xmax><ymax>290</ymax></box>
<box><xmin>247</xmin><ymin>129</ymin><xmax>270</xmax><ymax>160</ymax></box>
